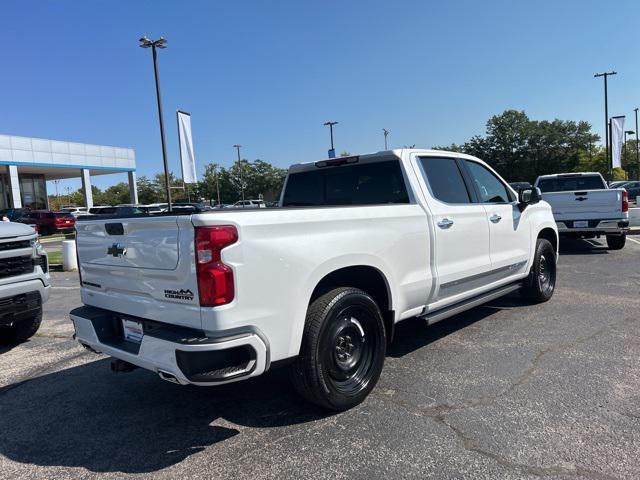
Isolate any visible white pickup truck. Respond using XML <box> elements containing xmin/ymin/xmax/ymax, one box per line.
<box><xmin>71</xmin><ymin>149</ymin><xmax>558</xmax><ymax>410</ymax></box>
<box><xmin>0</xmin><ymin>222</ymin><xmax>50</xmax><ymax>342</ymax></box>
<box><xmin>534</xmin><ymin>172</ymin><xmax>629</xmax><ymax>250</ymax></box>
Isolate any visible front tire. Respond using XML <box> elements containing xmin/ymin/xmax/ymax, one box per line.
<box><xmin>522</xmin><ymin>238</ymin><xmax>556</xmax><ymax>303</ymax></box>
<box><xmin>606</xmin><ymin>234</ymin><xmax>626</xmax><ymax>250</ymax></box>
<box><xmin>1</xmin><ymin>309</ymin><xmax>42</xmax><ymax>343</ymax></box>
<box><xmin>291</xmin><ymin>287</ymin><xmax>386</xmax><ymax>411</ymax></box>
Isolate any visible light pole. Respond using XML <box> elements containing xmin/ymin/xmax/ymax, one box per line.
<box><xmin>383</xmin><ymin>128</ymin><xmax>389</xmax><ymax>150</ymax></box>
<box><xmin>635</xmin><ymin>108</ymin><xmax>639</xmax><ymax>179</ymax></box>
<box><xmin>139</xmin><ymin>36</ymin><xmax>172</xmax><ymax>212</ymax></box>
<box><xmin>323</xmin><ymin>121</ymin><xmax>338</xmax><ymax>158</ymax></box>
<box><xmin>52</xmin><ymin>180</ymin><xmax>60</xmax><ymax>209</ymax></box>
<box><xmin>233</xmin><ymin>144</ymin><xmax>245</xmax><ymax>204</ymax></box>
<box><xmin>594</xmin><ymin>71</ymin><xmax>617</xmax><ymax>174</ymax></box>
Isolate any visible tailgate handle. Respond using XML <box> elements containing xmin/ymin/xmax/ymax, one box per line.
<box><xmin>105</xmin><ymin>223</ymin><xmax>124</xmax><ymax>235</ymax></box>
<box><xmin>574</xmin><ymin>191</ymin><xmax>588</xmax><ymax>195</ymax></box>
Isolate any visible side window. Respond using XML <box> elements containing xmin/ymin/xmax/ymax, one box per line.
<box><xmin>418</xmin><ymin>157</ymin><xmax>471</xmax><ymax>204</ymax></box>
<box><xmin>465</xmin><ymin>161</ymin><xmax>512</xmax><ymax>203</ymax></box>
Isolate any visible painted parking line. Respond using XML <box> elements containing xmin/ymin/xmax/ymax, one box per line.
<box><xmin>627</xmin><ymin>236</ymin><xmax>640</xmax><ymax>245</ymax></box>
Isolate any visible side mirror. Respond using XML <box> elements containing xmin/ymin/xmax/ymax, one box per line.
<box><xmin>518</xmin><ymin>187</ymin><xmax>542</xmax><ymax>211</ymax></box>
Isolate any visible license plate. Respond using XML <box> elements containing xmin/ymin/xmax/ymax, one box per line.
<box><xmin>574</xmin><ymin>220</ymin><xmax>589</xmax><ymax>228</ymax></box>
<box><xmin>122</xmin><ymin>318</ymin><xmax>144</xmax><ymax>344</ymax></box>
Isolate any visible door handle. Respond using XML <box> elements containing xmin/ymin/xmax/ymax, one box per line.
<box><xmin>489</xmin><ymin>214</ymin><xmax>502</xmax><ymax>223</ymax></box>
<box><xmin>437</xmin><ymin>218</ymin><xmax>454</xmax><ymax>229</ymax></box>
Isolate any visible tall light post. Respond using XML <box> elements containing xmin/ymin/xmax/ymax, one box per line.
<box><xmin>635</xmin><ymin>108</ymin><xmax>639</xmax><ymax>179</ymax></box>
<box><xmin>594</xmin><ymin>71</ymin><xmax>617</xmax><ymax>174</ymax></box>
<box><xmin>139</xmin><ymin>36</ymin><xmax>172</xmax><ymax>212</ymax></box>
<box><xmin>382</xmin><ymin>128</ymin><xmax>389</xmax><ymax>150</ymax></box>
<box><xmin>323</xmin><ymin>121</ymin><xmax>338</xmax><ymax>158</ymax></box>
<box><xmin>233</xmin><ymin>144</ymin><xmax>245</xmax><ymax>204</ymax></box>
<box><xmin>52</xmin><ymin>179</ymin><xmax>60</xmax><ymax>209</ymax></box>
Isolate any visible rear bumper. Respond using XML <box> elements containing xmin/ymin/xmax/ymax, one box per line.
<box><xmin>70</xmin><ymin>306</ymin><xmax>269</xmax><ymax>386</ymax></box>
<box><xmin>557</xmin><ymin>219</ymin><xmax>629</xmax><ymax>235</ymax></box>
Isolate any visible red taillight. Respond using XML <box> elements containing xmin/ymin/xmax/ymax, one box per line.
<box><xmin>195</xmin><ymin>225</ymin><xmax>238</xmax><ymax>306</ymax></box>
<box><xmin>622</xmin><ymin>191</ymin><xmax>629</xmax><ymax>213</ymax></box>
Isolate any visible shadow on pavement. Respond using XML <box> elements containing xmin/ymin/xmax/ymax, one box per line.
<box><xmin>0</xmin><ymin>293</ymin><xmax>521</xmax><ymax>474</ymax></box>
<box><xmin>388</xmin><ymin>294</ymin><xmax>520</xmax><ymax>358</ymax></box>
<box><xmin>0</xmin><ymin>359</ymin><xmax>328</xmax><ymax>474</ymax></box>
<box><xmin>559</xmin><ymin>237</ymin><xmax>610</xmax><ymax>256</ymax></box>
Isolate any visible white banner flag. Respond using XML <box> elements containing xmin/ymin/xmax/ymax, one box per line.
<box><xmin>610</xmin><ymin>116</ymin><xmax>625</xmax><ymax>169</ymax></box>
<box><xmin>177</xmin><ymin>111</ymin><xmax>198</xmax><ymax>183</ymax></box>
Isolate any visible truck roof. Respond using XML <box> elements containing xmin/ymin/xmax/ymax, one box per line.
<box><xmin>287</xmin><ymin>148</ymin><xmax>473</xmax><ymax>174</ymax></box>
<box><xmin>536</xmin><ymin>172</ymin><xmax>602</xmax><ymax>179</ymax></box>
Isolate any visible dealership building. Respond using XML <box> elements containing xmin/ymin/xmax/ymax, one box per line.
<box><xmin>0</xmin><ymin>134</ymin><xmax>137</xmax><ymax>210</ymax></box>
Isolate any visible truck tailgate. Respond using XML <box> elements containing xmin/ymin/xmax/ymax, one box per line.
<box><xmin>76</xmin><ymin>215</ymin><xmax>202</xmax><ymax>329</ymax></box>
<box><xmin>541</xmin><ymin>189</ymin><xmax>623</xmax><ymax>221</ymax></box>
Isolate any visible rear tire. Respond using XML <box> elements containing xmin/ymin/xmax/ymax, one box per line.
<box><xmin>1</xmin><ymin>309</ymin><xmax>42</xmax><ymax>343</ymax></box>
<box><xmin>606</xmin><ymin>234</ymin><xmax>626</xmax><ymax>250</ymax></box>
<box><xmin>291</xmin><ymin>287</ymin><xmax>386</xmax><ymax>411</ymax></box>
<box><xmin>521</xmin><ymin>238</ymin><xmax>556</xmax><ymax>303</ymax></box>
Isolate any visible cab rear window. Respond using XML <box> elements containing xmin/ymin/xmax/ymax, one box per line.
<box><xmin>537</xmin><ymin>176</ymin><xmax>606</xmax><ymax>193</ymax></box>
<box><xmin>282</xmin><ymin>160</ymin><xmax>409</xmax><ymax>207</ymax></box>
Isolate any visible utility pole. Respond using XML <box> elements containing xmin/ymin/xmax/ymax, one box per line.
<box><xmin>323</xmin><ymin>121</ymin><xmax>338</xmax><ymax>158</ymax></box>
<box><xmin>140</xmin><ymin>36</ymin><xmax>172</xmax><ymax>212</ymax></box>
<box><xmin>233</xmin><ymin>144</ymin><xmax>245</xmax><ymax>204</ymax></box>
<box><xmin>383</xmin><ymin>128</ymin><xmax>389</xmax><ymax>150</ymax></box>
<box><xmin>594</xmin><ymin>71</ymin><xmax>617</xmax><ymax>176</ymax></box>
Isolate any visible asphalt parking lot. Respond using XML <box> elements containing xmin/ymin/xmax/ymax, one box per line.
<box><xmin>1</xmin><ymin>237</ymin><xmax>639</xmax><ymax>479</ymax></box>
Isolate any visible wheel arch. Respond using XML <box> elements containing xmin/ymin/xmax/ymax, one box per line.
<box><xmin>308</xmin><ymin>265</ymin><xmax>395</xmax><ymax>345</ymax></box>
<box><xmin>537</xmin><ymin>227</ymin><xmax>558</xmax><ymax>256</ymax></box>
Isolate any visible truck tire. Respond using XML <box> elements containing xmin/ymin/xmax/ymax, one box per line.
<box><xmin>3</xmin><ymin>309</ymin><xmax>42</xmax><ymax>343</ymax></box>
<box><xmin>521</xmin><ymin>238</ymin><xmax>556</xmax><ymax>303</ymax></box>
<box><xmin>606</xmin><ymin>234</ymin><xmax>626</xmax><ymax>250</ymax></box>
<box><xmin>291</xmin><ymin>287</ymin><xmax>386</xmax><ymax>410</ymax></box>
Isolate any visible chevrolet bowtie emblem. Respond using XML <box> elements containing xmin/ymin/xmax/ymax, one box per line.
<box><xmin>107</xmin><ymin>243</ymin><xmax>126</xmax><ymax>257</ymax></box>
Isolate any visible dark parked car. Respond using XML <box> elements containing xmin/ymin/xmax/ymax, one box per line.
<box><xmin>622</xmin><ymin>181</ymin><xmax>640</xmax><ymax>202</ymax></box>
<box><xmin>88</xmin><ymin>206</ymin><xmax>144</xmax><ymax>216</ymax></box>
<box><xmin>19</xmin><ymin>210</ymin><xmax>76</xmax><ymax>235</ymax></box>
<box><xmin>509</xmin><ymin>181</ymin><xmax>532</xmax><ymax>192</ymax></box>
<box><xmin>0</xmin><ymin>208</ymin><xmax>29</xmax><ymax>222</ymax></box>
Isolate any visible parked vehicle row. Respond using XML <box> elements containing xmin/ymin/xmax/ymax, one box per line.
<box><xmin>535</xmin><ymin>172</ymin><xmax>629</xmax><ymax>250</ymax></box>
<box><xmin>71</xmin><ymin>149</ymin><xmax>558</xmax><ymax>411</ymax></box>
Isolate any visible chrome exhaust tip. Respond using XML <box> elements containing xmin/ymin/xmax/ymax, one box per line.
<box><xmin>158</xmin><ymin>370</ymin><xmax>181</xmax><ymax>384</ymax></box>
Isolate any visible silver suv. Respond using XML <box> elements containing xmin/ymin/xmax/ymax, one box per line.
<box><xmin>0</xmin><ymin>222</ymin><xmax>50</xmax><ymax>342</ymax></box>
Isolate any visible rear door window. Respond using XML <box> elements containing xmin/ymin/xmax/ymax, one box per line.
<box><xmin>418</xmin><ymin>157</ymin><xmax>471</xmax><ymax>204</ymax></box>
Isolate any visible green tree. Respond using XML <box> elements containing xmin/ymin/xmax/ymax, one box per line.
<box><xmin>434</xmin><ymin>110</ymin><xmax>601</xmax><ymax>182</ymax></box>
<box><xmin>136</xmin><ymin>175</ymin><xmax>160</xmax><ymax>204</ymax></box>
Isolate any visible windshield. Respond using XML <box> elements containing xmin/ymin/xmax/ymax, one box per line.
<box><xmin>537</xmin><ymin>175</ymin><xmax>606</xmax><ymax>193</ymax></box>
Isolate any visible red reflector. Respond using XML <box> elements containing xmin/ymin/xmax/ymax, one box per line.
<box><xmin>195</xmin><ymin>226</ymin><xmax>238</xmax><ymax>306</ymax></box>
<box><xmin>622</xmin><ymin>191</ymin><xmax>629</xmax><ymax>213</ymax></box>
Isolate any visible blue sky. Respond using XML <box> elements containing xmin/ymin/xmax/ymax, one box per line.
<box><xmin>1</xmin><ymin>0</ymin><xmax>639</xmax><ymax>192</ymax></box>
